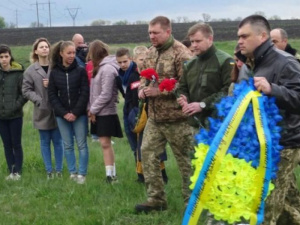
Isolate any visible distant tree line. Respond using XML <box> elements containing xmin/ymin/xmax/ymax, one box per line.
<box><xmin>0</xmin><ymin>11</ymin><xmax>299</xmax><ymax>28</ymax></box>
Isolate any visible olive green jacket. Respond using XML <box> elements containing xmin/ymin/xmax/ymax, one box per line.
<box><xmin>0</xmin><ymin>61</ymin><xmax>27</xmax><ymax>119</ymax></box>
<box><xmin>177</xmin><ymin>45</ymin><xmax>234</xmax><ymax>128</ymax></box>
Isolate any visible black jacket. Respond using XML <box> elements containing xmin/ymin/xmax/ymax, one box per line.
<box><xmin>48</xmin><ymin>60</ymin><xmax>89</xmax><ymax>118</ymax></box>
<box><xmin>118</xmin><ymin>62</ymin><xmax>139</xmax><ymax>115</ymax></box>
<box><xmin>285</xmin><ymin>43</ymin><xmax>300</xmax><ymax>63</ymax></box>
<box><xmin>236</xmin><ymin>39</ymin><xmax>300</xmax><ymax>148</ymax></box>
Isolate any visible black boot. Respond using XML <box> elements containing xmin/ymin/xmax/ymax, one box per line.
<box><xmin>136</xmin><ymin>173</ymin><xmax>145</xmax><ymax>183</ymax></box>
<box><xmin>161</xmin><ymin>169</ymin><xmax>168</xmax><ymax>184</ymax></box>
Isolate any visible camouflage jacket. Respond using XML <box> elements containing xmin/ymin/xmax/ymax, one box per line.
<box><xmin>140</xmin><ymin>37</ymin><xmax>192</xmax><ymax>122</ymax></box>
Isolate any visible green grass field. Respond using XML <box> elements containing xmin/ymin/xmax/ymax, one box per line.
<box><xmin>0</xmin><ymin>41</ymin><xmax>300</xmax><ymax>225</ymax></box>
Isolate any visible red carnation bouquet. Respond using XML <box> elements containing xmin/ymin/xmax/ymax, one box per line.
<box><xmin>132</xmin><ymin>68</ymin><xmax>159</xmax><ymax>133</ymax></box>
<box><xmin>159</xmin><ymin>78</ymin><xmax>177</xmax><ymax>92</ymax></box>
<box><xmin>159</xmin><ymin>78</ymin><xmax>201</xmax><ymax>126</ymax></box>
<box><xmin>140</xmin><ymin>68</ymin><xmax>159</xmax><ymax>86</ymax></box>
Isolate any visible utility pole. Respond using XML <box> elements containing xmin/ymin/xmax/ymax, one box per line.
<box><xmin>15</xmin><ymin>9</ymin><xmax>18</xmax><ymax>28</ymax></box>
<box><xmin>48</xmin><ymin>0</ymin><xmax>51</xmax><ymax>27</ymax></box>
<box><xmin>31</xmin><ymin>1</ymin><xmax>54</xmax><ymax>27</ymax></box>
<box><xmin>66</xmin><ymin>7</ymin><xmax>80</xmax><ymax>26</ymax></box>
<box><xmin>31</xmin><ymin>0</ymin><xmax>39</xmax><ymax>27</ymax></box>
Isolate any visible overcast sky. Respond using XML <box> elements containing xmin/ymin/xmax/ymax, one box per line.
<box><xmin>1</xmin><ymin>0</ymin><xmax>300</xmax><ymax>27</ymax></box>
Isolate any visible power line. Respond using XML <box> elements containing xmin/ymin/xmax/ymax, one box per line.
<box><xmin>8</xmin><ymin>0</ymin><xmax>31</xmax><ymax>10</ymax></box>
<box><xmin>0</xmin><ymin>3</ymin><xmax>14</xmax><ymax>11</ymax></box>
<box><xmin>66</xmin><ymin>7</ymin><xmax>80</xmax><ymax>26</ymax></box>
<box><xmin>30</xmin><ymin>0</ymin><xmax>54</xmax><ymax>27</ymax></box>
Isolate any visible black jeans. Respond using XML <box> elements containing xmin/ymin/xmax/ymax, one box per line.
<box><xmin>0</xmin><ymin>117</ymin><xmax>23</xmax><ymax>173</ymax></box>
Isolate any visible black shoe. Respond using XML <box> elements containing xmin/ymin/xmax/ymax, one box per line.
<box><xmin>135</xmin><ymin>201</ymin><xmax>167</xmax><ymax>213</ymax></box>
<box><xmin>161</xmin><ymin>169</ymin><xmax>168</xmax><ymax>184</ymax></box>
<box><xmin>136</xmin><ymin>174</ymin><xmax>145</xmax><ymax>183</ymax></box>
<box><xmin>136</xmin><ymin>178</ymin><xmax>145</xmax><ymax>183</ymax></box>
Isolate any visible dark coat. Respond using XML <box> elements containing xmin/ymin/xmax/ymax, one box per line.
<box><xmin>0</xmin><ymin>61</ymin><xmax>27</xmax><ymax>119</ymax></box>
<box><xmin>237</xmin><ymin>39</ymin><xmax>300</xmax><ymax>148</ymax></box>
<box><xmin>118</xmin><ymin>61</ymin><xmax>140</xmax><ymax>115</ymax></box>
<box><xmin>48</xmin><ymin>60</ymin><xmax>89</xmax><ymax>118</ymax></box>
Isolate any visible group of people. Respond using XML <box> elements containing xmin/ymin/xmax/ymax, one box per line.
<box><xmin>0</xmin><ymin>14</ymin><xmax>300</xmax><ymax>224</ymax></box>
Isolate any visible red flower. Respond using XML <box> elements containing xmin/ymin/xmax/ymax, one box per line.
<box><xmin>159</xmin><ymin>78</ymin><xmax>177</xmax><ymax>92</ymax></box>
<box><xmin>140</xmin><ymin>68</ymin><xmax>159</xmax><ymax>82</ymax></box>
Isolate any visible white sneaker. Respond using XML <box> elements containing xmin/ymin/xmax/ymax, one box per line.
<box><xmin>70</xmin><ymin>173</ymin><xmax>77</xmax><ymax>181</ymax></box>
<box><xmin>5</xmin><ymin>173</ymin><xmax>15</xmax><ymax>180</ymax></box>
<box><xmin>77</xmin><ymin>175</ymin><xmax>86</xmax><ymax>184</ymax></box>
<box><xmin>47</xmin><ymin>172</ymin><xmax>53</xmax><ymax>179</ymax></box>
<box><xmin>13</xmin><ymin>173</ymin><xmax>21</xmax><ymax>180</ymax></box>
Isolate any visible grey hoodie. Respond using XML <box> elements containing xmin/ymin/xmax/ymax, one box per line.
<box><xmin>89</xmin><ymin>55</ymin><xmax>120</xmax><ymax>116</ymax></box>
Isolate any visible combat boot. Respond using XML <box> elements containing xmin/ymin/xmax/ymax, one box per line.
<box><xmin>135</xmin><ymin>201</ymin><xmax>167</xmax><ymax>213</ymax></box>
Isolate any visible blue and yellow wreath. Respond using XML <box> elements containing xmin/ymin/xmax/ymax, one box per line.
<box><xmin>183</xmin><ymin>79</ymin><xmax>283</xmax><ymax>225</ymax></box>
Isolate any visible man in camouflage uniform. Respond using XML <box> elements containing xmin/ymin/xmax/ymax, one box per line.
<box><xmin>237</xmin><ymin>15</ymin><xmax>300</xmax><ymax>225</ymax></box>
<box><xmin>135</xmin><ymin>16</ymin><xmax>194</xmax><ymax>213</ymax></box>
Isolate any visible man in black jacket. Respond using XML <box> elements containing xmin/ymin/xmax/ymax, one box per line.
<box><xmin>270</xmin><ymin>28</ymin><xmax>300</xmax><ymax>63</ymax></box>
<box><xmin>237</xmin><ymin>15</ymin><xmax>300</xmax><ymax>225</ymax></box>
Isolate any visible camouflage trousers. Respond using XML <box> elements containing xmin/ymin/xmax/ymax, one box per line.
<box><xmin>141</xmin><ymin>118</ymin><xmax>194</xmax><ymax>204</ymax></box>
<box><xmin>262</xmin><ymin>148</ymin><xmax>300</xmax><ymax>225</ymax></box>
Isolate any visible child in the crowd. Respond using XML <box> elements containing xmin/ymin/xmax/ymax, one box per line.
<box><xmin>23</xmin><ymin>38</ymin><xmax>64</xmax><ymax>179</ymax></box>
<box><xmin>0</xmin><ymin>44</ymin><xmax>27</xmax><ymax>181</ymax></box>
<box><xmin>88</xmin><ymin>40</ymin><xmax>123</xmax><ymax>183</ymax></box>
<box><xmin>116</xmin><ymin>47</ymin><xmax>139</xmax><ymax>164</ymax></box>
<box><xmin>117</xmin><ymin>46</ymin><xmax>168</xmax><ymax>183</ymax></box>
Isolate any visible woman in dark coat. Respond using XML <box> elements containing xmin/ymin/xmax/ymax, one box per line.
<box><xmin>48</xmin><ymin>41</ymin><xmax>89</xmax><ymax>184</ymax></box>
<box><xmin>0</xmin><ymin>44</ymin><xmax>27</xmax><ymax>180</ymax></box>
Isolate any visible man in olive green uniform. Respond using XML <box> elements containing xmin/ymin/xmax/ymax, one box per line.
<box><xmin>177</xmin><ymin>23</ymin><xmax>233</xmax><ymax>225</ymax></box>
<box><xmin>135</xmin><ymin>16</ymin><xmax>194</xmax><ymax>213</ymax></box>
<box><xmin>177</xmin><ymin>23</ymin><xmax>234</xmax><ymax>132</ymax></box>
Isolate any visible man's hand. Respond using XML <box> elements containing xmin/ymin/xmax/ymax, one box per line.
<box><xmin>254</xmin><ymin>77</ymin><xmax>272</xmax><ymax>94</ymax></box>
<box><xmin>177</xmin><ymin>94</ymin><xmax>188</xmax><ymax>107</ymax></box>
<box><xmin>143</xmin><ymin>87</ymin><xmax>160</xmax><ymax>97</ymax></box>
<box><xmin>138</xmin><ymin>89</ymin><xmax>146</xmax><ymax>99</ymax></box>
<box><xmin>182</xmin><ymin>102</ymin><xmax>202</xmax><ymax>116</ymax></box>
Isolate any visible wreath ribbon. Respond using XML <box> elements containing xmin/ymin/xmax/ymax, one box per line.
<box><xmin>182</xmin><ymin>86</ymin><xmax>272</xmax><ymax>225</ymax></box>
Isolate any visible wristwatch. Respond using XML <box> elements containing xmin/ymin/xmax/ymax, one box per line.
<box><xmin>199</xmin><ymin>102</ymin><xmax>206</xmax><ymax>109</ymax></box>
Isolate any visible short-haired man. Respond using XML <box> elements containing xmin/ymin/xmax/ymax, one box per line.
<box><xmin>270</xmin><ymin>28</ymin><xmax>300</xmax><ymax>63</ymax></box>
<box><xmin>177</xmin><ymin>23</ymin><xmax>233</xmax><ymax>130</ymax></box>
<box><xmin>237</xmin><ymin>15</ymin><xmax>300</xmax><ymax>225</ymax></box>
<box><xmin>72</xmin><ymin>33</ymin><xmax>88</xmax><ymax>67</ymax></box>
<box><xmin>135</xmin><ymin>16</ymin><xmax>194</xmax><ymax>213</ymax></box>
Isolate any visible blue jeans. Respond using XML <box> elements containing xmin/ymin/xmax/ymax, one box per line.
<box><xmin>56</xmin><ymin>115</ymin><xmax>89</xmax><ymax>175</ymax></box>
<box><xmin>0</xmin><ymin>117</ymin><xmax>23</xmax><ymax>173</ymax></box>
<box><xmin>39</xmin><ymin>128</ymin><xmax>64</xmax><ymax>173</ymax></box>
<box><xmin>123</xmin><ymin>112</ymin><xmax>137</xmax><ymax>152</ymax></box>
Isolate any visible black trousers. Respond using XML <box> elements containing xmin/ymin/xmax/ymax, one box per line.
<box><xmin>0</xmin><ymin>117</ymin><xmax>23</xmax><ymax>173</ymax></box>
